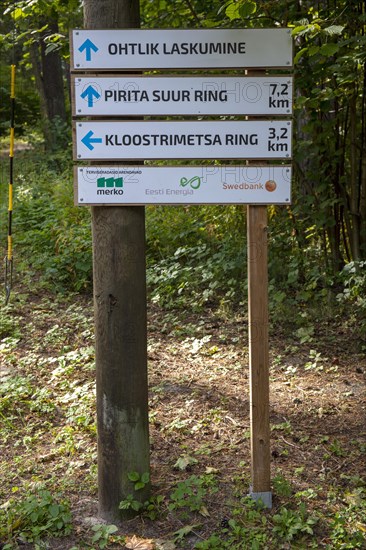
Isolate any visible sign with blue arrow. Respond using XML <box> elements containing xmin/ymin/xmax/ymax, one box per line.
<box><xmin>79</xmin><ymin>84</ymin><xmax>101</xmax><ymax>108</ymax></box>
<box><xmin>74</xmin><ymin>120</ymin><xmax>292</xmax><ymax>160</ymax></box>
<box><xmin>72</xmin><ymin>75</ymin><xmax>293</xmax><ymax>117</ymax></box>
<box><xmin>78</xmin><ymin>38</ymin><xmax>99</xmax><ymax>62</ymax></box>
<box><xmin>71</xmin><ymin>29</ymin><xmax>292</xmax><ymax>70</ymax></box>
<box><xmin>80</xmin><ymin>130</ymin><xmax>103</xmax><ymax>151</ymax></box>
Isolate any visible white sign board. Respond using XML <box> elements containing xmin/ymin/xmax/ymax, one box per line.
<box><xmin>71</xmin><ymin>28</ymin><xmax>292</xmax><ymax>70</ymax></box>
<box><xmin>76</xmin><ymin>165</ymin><xmax>292</xmax><ymax>205</ymax></box>
<box><xmin>73</xmin><ymin>76</ymin><xmax>293</xmax><ymax>116</ymax></box>
<box><xmin>74</xmin><ymin>120</ymin><xmax>292</xmax><ymax>160</ymax></box>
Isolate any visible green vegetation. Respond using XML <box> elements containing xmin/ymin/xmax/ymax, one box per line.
<box><xmin>0</xmin><ymin>490</ymin><xmax>72</xmax><ymax>546</ymax></box>
<box><xmin>2</xmin><ymin>145</ymin><xmax>365</xmax><ymax>345</ymax></box>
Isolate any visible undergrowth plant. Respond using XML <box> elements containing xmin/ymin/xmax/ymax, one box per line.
<box><xmin>1</xmin><ymin>146</ymin><xmax>366</xmax><ymax>332</ymax></box>
<box><xmin>1</xmin><ymin>149</ymin><xmax>92</xmax><ymax>293</ymax></box>
<box><xmin>168</xmin><ymin>473</ymin><xmax>218</xmax><ymax>517</ymax></box>
<box><xmin>0</xmin><ymin>490</ymin><xmax>72</xmax><ymax>547</ymax></box>
<box><xmin>119</xmin><ymin>471</ymin><xmax>153</xmax><ymax>515</ymax></box>
<box><xmin>90</xmin><ymin>523</ymin><xmax>120</xmax><ymax>549</ymax></box>
<box><xmin>272</xmin><ymin>502</ymin><xmax>318</xmax><ymax>542</ymax></box>
<box><xmin>195</xmin><ymin>496</ymin><xmax>319</xmax><ymax>549</ymax></box>
<box><xmin>0</xmin><ymin>306</ymin><xmax>21</xmax><ymax>340</ymax></box>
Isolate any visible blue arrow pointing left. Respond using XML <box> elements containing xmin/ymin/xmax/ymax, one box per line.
<box><xmin>80</xmin><ymin>85</ymin><xmax>101</xmax><ymax>107</ymax></box>
<box><xmin>81</xmin><ymin>130</ymin><xmax>102</xmax><ymax>151</ymax></box>
<box><xmin>78</xmin><ymin>38</ymin><xmax>99</xmax><ymax>62</ymax></box>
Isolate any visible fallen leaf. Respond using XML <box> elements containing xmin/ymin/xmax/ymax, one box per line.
<box><xmin>173</xmin><ymin>455</ymin><xmax>198</xmax><ymax>471</ymax></box>
<box><xmin>199</xmin><ymin>504</ymin><xmax>210</xmax><ymax>517</ymax></box>
<box><xmin>205</xmin><ymin>466</ymin><xmax>219</xmax><ymax>474</ymax></box>
<box><xmin>125</xmin><ymin>534</ymin><xmax>155</xmax><ymax>549</ymax></box>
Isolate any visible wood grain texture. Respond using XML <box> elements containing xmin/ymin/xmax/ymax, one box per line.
<box><xmin>247</xmin><ymin>205</ymin><xmax>271</xmax><ymax>493</ymax></box>
<box><xmin>92</xmin><ymin>205</ymin><xmax>150</xmax><ymax>521</ymax></box>
<box><xmin>84</xmin><ymin>0</ymin><xmax>140</xmax><ymax>30</ymax></box>
<box><xmin>83</xmin><ymin>0</ymin><xmax>149</xmax><ymax>522</ymax></box>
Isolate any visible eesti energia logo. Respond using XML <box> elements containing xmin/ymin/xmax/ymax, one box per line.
<box><xmin>180</xmin><ymin>176</ymin><xmax>202</xmax><ymax>189</ymax></box>
<box><xmin>97</xmin><ymin>176</ymin><xmax>123</xmax><ymax>195</ymax></box>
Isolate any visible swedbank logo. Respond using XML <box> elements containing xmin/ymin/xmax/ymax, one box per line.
<box><xmin>265</xmin><ymin>180</ymin><xmax>277</xmax><ymax>192</ymax></box>
<box><xmin>222</xmin><ymin>180</ymin><xmax>277</xmax><ymax>191</ymax></box>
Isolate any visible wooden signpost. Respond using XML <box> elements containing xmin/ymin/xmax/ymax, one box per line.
<box><xmin>71</xmin><ymin>26</ymin><xmax>293</xmax><ymax>517</ymax></box>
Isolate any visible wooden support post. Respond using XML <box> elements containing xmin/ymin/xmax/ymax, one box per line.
<box><xmin>83</xmin><ymin>0</ymin><xmax>150</xmax><ymax>522</ymax></box>
<box><xmin>92</xmin><ymin>206</ymin><xmax>150</xmax><ymax>521</ymax></box>
<box><xmin>247</xmin><ymin>204</ymin><xmax>272</xmax><ymax>508</ymax></box>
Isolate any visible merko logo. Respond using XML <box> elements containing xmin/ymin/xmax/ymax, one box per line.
<box><xmin>97</xmin><ymin>176</ymin><xmax>124</xmax><ymax>195</ymax></box>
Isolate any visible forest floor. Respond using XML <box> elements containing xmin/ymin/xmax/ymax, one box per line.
<box><xmin>0</xmin><ymin>284</ymin><xmax>365</xmax><ymax>549</ymax></box>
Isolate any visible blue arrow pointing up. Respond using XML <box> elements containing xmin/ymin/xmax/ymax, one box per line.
<box><xmin>80</xmin><ymin>85</ymin><xmax>101</xmax><ymax>107</ymax></box>
<box><xmin>81</xmin><ymin>130</ymin><xmax>102</xmax><ymax>151</ymax></box>
<box><xmin>78</xmin><ymin>38</ymin><xmax>99</xmax><ymax>62</ymax></box>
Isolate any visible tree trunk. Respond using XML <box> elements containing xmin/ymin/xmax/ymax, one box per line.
<box><xmin>359</xmin><ymin>64</ymin><xmax>366</xmax><ymax>257</ymax></box>
<box><xmin>84</xmin><ymin>0</ymin><xmax>140</xmax><ymax>28</ymax></box>
<box><xmin>30</xmin><ymin>11</ymin><xmax>67</xmax><ymax>149</ymax></box>
<box><xmin>83</xmin><ymin>0</ymin><xmax>150</xmax><ymax>523</ymax></box>
<box><xmin>29</xmin><ymin>41</ymin><xmax>49</xmax><ymax>141</ymax></box>
<box><xmin>349</xmin><ymin>92</ymin><xmax>361</xmax><ymax>261</ymax></box>
<box><xmin>40</xmin><ymin>17</ymin><xmax>66</xmax><ymax>123</ymax></box>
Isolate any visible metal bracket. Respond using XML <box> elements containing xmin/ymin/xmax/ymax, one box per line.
<box><xmin>249</xmin><ymin>487</ymin><xmax>272</xmax><ymax>509</ymax></box>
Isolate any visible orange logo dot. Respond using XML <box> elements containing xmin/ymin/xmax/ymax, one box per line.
<box><xmin>265</xmin><ymin>180</ymin><xmax>277</xmax><ymax>192</ymax></box>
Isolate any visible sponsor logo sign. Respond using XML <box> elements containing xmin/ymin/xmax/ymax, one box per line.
<box><xmin>76</xmin><ymin>165</ymin><xmax>292</xmax><ymax>205</ymax></box>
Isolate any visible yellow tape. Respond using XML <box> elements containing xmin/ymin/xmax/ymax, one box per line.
<box><xmin>8</xmin><ymin>184</ymin><xmax>13</xmax><ymax>211</ymax></box>
<box><xmin>10</xmin><ymin>65</ymin><xmax>15</xmax><ymax>99</ymax></box>
<box><xmin>9</xmin><ymin>127</ymin><xmax>14</xmax><ymax>157</ymax></box>
<box><xmin>7</xmin><ymin>236</ymin><xmax>12</xmax><ymax>261</ymax></box>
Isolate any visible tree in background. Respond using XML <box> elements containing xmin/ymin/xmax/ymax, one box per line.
<box><xmin>139</xmin><ymin>0</ymin><xmax>366</xmax><ymax>273</ymax></box>
<box><xmin>223</xmin><ymin>1</ymin><xmax>365</xmax><ymax>279</ymax></box>
<box><xmin>1</xmin><ymin>0</ymin><xmax>82</xmax><ymax>148</ymax></box>
<box><xmin>289</xmin><ymin>1</ymin><xmax>366</xmax><ymax>269</ymax></box>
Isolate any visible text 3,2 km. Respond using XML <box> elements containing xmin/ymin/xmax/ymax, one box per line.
<box><xmin>267</xmin><ymin>125</ymin><xmax>290</xmax><ymax>153</ymax></box>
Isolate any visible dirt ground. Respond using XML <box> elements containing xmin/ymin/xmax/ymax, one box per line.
<box><xmin>0</xmin><ymin>288</ymin><xmax>365</xmax><ymax>548</ymax></box>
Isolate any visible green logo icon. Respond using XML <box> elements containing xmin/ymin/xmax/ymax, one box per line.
<box><xmin>97</xmin><ymin>176</ymin><xmax>123</xmax><ymax>188</ymax></box>
<box><xmin>180</xmin><ymin>176</ymin><xmax>201</xmax><ymax>190</ymax></box>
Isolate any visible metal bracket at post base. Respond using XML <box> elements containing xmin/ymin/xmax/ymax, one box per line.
<box><xmin>249</xmin><ymin>487</ymin><xmax>272</xmax><ymax>509</ymax></box>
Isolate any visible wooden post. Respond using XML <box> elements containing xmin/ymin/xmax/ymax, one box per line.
<box><xmin>83</xmin><ymin>0</ymin><xmax>150</xmax><ymax>522</ymax></box>
<box><xmin>247</xmin><ymin>204</ymin><xmax>272</xmax><ymax>508</ymax></box>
